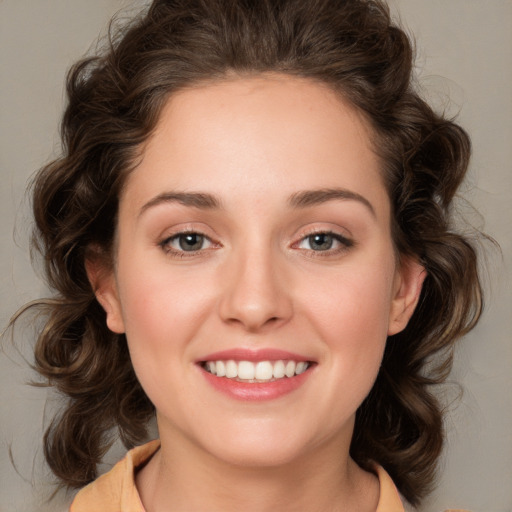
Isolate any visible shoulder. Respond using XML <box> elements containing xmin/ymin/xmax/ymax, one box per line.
<box><xmin>374</xmin><ymin>464</ymin><xmax>408</xmax><ymax>512</ymax></box>
<box><xmin>69</xmin><ymin>449</ymin><xmax>470</xmax><ymax>512</ymax></box>
<box><xmin>373</xmin><ymin>465</ymin><xmax>471</xmax><ymax>512</ymax></box>
<box><xmin>69</xmin><ymin>439</ymin><xmax>160</xmax><ymax>512</ymax></box>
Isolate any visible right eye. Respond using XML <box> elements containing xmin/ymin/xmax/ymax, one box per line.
<box><xmin>299</xmin><ymin>233</ymin><xmax>337</xmax><ymax>251</ymax></box>
<box><xmin>160</xmin><ymin>232</ymin><xmax>213</xmax><ymax>254</ymax></box>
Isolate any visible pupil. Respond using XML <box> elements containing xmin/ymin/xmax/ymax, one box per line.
<box><xmin>310</xmin><ymin>234</ymin><xmax>333</xmax><ymax>251</ymax></box>
<box><xmin>179</xmin><ymin>234</ymin><xmax>203</xmax><ymax>251</ymax></box>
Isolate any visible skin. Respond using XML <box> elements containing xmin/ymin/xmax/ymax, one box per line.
<box><xmin>89</xmin><ymin>74</ymin><xmax>425</xmax><ymax>512</ymax></box>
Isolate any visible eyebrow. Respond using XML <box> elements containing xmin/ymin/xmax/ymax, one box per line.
<box><xmin>288</xmin><ymin>188</ymin><xmax>376</xmax><ymax>217</ymax></box>
<box><xmin>139</xmin><ymin>192</ymin><xmax>222</xmax><ymax>217</ymax></box>
<box><xmin>138</xmin><ymin>187</ymin><xmax>375</xmax><ymax>217</ymax></box>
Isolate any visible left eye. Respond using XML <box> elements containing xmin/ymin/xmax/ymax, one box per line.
<box><xmin>297</xmin><ymin>233</ymin><xmax>349</xmax><ymax>251</ymax></box>
<box><xmin>166</xmin><ymin>233</ymin><xmax>212</xmax><ymax>252</ymax></box>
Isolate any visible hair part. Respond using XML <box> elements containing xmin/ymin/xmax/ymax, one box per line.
<box><xmin>21</xmin><ymin>0</ymin><xmax>483</xmax><ymax>505</ymax></box>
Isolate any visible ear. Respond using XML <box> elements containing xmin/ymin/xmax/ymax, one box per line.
<box><xmin>388</xmin><ymin>256</ymin><xmax>426</xmax><ymax>336</ymax></box>
<box><xmin>85</xmin><ymin>248</ymin><xmax>125</xmax><ymax>334</ymax></box>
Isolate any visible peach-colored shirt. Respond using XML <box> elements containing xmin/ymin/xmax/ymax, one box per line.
<box><xmin>69</xmin><ymin>440</ymin><xmax>465</xmax><ymax>512</ymax></box>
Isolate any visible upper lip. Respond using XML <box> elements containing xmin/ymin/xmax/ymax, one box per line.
<box><xmin>197</xmin><ymin>348</ymin><xmax>313</xmax><ymax>363</ymax></box>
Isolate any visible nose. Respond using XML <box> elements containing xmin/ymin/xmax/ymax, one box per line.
<box><xmin>218</xmin><ymin>245</ymin><xmax>293</xmax><ymax>332</ymax></box>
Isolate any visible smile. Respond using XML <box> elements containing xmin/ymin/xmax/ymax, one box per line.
<box><xmin>197</xmin><ymin>350</ymin><xmax>315</xmax><ymax>401</ymax></box>
<box><xmin>202</xmin><ymin>360</ymin><xmax>311</xmax><ymax>382</ymax></box>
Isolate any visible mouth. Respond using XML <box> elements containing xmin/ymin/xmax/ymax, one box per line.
<box><xmin>196</xmin><ymin>349</ymin><xmax>315</xmax><ymax>401</ymax></box>
<box><xmin>200</xmin><ymin>359</ymin><xmax>312</xmax><ymax>383</ymax></box>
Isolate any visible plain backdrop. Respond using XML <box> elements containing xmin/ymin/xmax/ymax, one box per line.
<box><xmin>1</xmin><ymin>1</ymin><xmax>511</xmax><ymax>511</ymax></box>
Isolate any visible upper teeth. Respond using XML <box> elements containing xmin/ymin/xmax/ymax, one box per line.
<box><xmin>204</xmin><ymin>360</ymin><xmax>309</xmax><ymax>381</ymax></box>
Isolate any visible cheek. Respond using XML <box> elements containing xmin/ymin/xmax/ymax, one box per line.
<box><xmin>305</xmin><ymin>260</ymin><xmax>395</xmax><ymax>334</ymax></box>
<box><xmin>114</xmin><ymin>261</ymin><xmax>216</xmax><ymax>415</ymax></box>
<box><xmin>301</xmin><ymin>258</ymin><xmax>395</xmax><ymax>379</ymax></box>
<box><xmin>114</xmin><ymin>257</ymin><xmax>215</xmax><ymax>365</ymax></box>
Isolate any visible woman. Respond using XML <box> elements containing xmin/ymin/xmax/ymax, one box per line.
<box><xmin>18</xmin><ymin>0</ymin><xmax>483</xmax><ymax>510</ymax></box>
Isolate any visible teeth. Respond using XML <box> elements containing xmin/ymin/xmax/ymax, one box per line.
<box><xmin>255</xmin><ymin>361</ymin><xmax>273</xmax><ymax>380</ymax></box>
<box><xmin>225</xmin><ymin>360</ymin><xmax>237</xmax><ymax>378</ymax></box>
<box><xmin>238</xmin><ymin>361</ymin><xmax>255</xmax><ymax>380</ymax></box>
<box><xmin>203</xmin><ymin>359</ymin><xmax>310</xmax><ymax>382</ymax></box>
<box><xmin>295</xmin><ymin>361</ymin><xmax>307</xmax><ymax>375</ymax></box>
<box><xmin>273</xmin><ymin>360</ymin><xmax>285</xmax><ymax>378</ymax></box>
<box><xmin>285</xmin><ymin>360</ymin><xmax>296</xmax><ymax>377</ymax></box>
<box><xmin>216</xmin><ymin>360</ymin><xmax>226</xmax><ymax>377</ymax></box>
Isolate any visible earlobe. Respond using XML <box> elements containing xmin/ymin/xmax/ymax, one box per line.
<box><xmin>388</xmin><ymin>257</ymin><xmax>426</xmax><ymax>336</ymax></box>
<box><xmin>85</xmin><ymin>252</ymin><xmax>125</xmax><ymax>334</ymax></box>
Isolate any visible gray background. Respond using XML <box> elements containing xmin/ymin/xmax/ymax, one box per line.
<box><xmin>1</xmin><ymin>1</ymin><xmax>511</xmax><ymax>511</ymax></box>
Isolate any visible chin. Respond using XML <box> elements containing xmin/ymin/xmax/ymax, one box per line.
<box><xmin>209</xmin><ymin>441</ymin><xmax>307</xmax><ymax>469</ymax></box>
<box><xmin>197</xmin><ymin>419</ymin><xmax>319</xmax><ymax>469</ymax></box>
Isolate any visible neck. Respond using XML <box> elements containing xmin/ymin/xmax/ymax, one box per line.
<box><xmin>136</xmin><ymin>425</ymin><xmax>379</xmax><ymax>512</ymax></box>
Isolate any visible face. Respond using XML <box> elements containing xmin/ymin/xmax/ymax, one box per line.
<box><xmin>91</xmin><ymin>75</ymin><xmax>423</xmax><ymax>469</ymax></box>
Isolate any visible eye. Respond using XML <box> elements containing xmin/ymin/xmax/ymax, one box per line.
<box><xmin>161</xmin><ymin>232</ymin><xmax>213</xmax><ymax>253</ymax></box>
<box><xmin>296</xmin><ymin>232</ymin><xmax>353</xmax><ymax>252</ymax></box>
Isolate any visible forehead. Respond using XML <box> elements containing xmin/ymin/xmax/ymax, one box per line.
<box><xmin>153</xmin><ymin>74</ymin><xmax>376</xmax><ymax>162</ymax></box>
<box><xmin>122</xmin><ymin>74</ymin><xmax>388</xmax><ymax>217</ymax></box>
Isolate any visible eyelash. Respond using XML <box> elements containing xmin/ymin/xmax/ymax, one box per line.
<box><xmin>159</xmin><ymin>231</ymin><xmax>217</xmax><ymax>258</ymax></box>
<box><xmin>292</xmin><ymin>230</ymin><xmax>354</xmax><ymax>257</ymax></box>
<box><xmin>158</xmin><ymin>230</ymin><xmax>354</xmax><ymax>258</ymax></box>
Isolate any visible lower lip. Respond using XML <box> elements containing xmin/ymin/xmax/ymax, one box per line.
<box><xmin>199</xmin><ymin>366</ymin><xmax>313</xmax><ymax>401</ymax></box>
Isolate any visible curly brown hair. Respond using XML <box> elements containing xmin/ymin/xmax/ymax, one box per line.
<box><xmin>20</xmin><ymin>0</ymin><xmax>482</xmax><ymax>506</ymax></box>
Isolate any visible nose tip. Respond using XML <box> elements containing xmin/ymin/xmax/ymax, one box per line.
<box><xmin>224</xmin><ymin>303</ymin><xmax>281</xmax><ymax>332</ymax></box>
<box><xmin>218</xmin><ymin>254</ymin><xmax>292</xmax><ymax>332</ymax></box>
